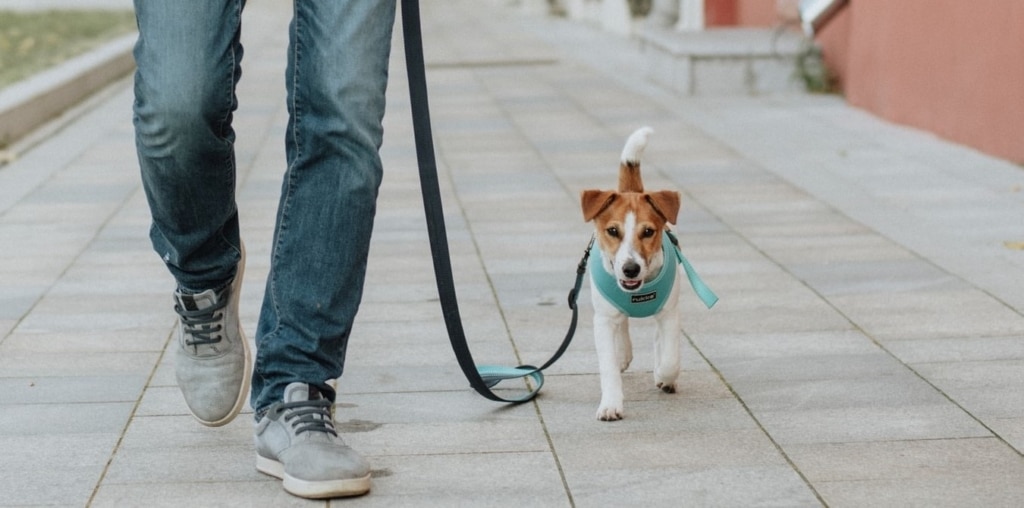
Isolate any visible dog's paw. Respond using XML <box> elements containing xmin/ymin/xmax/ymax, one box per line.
<box><xmin>596</xmin><ymin>405</ymin><xmax>624</xmax><ymax>421</ymax></box>
<box><xmin>656</xmin><ymin>381</ymin><xmax>677</xmax><ymax>394</ymax></box>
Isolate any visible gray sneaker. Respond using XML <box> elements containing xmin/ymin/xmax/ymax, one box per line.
<box><xmin>254</xmin><ymin>382</ymin><xmax>371</xmax><ymax>499</ymax></box>
<box><xmin>173</xmin><ymin>250</ymin><xmax>251</xmax><ymax>427</ymax></box>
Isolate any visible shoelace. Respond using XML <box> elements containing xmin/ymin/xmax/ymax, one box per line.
<box><xmin>174</xmin><ymin>293</ymin><xmax>228</xmax><ymax>348</ymax></box>
<box><xmin>280</xmin><ymin>398</ymin><xmax>339</xmax><ymax>437</ymax></box>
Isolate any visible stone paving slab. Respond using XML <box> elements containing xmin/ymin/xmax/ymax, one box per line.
<box><xmin>1</xmin><ymin>0</ymin><xmax>1023</xmax><ymax>506</ymax></box>
<box><xmin>787</xmin><ymin>438</ymin><xmax>1024</xmax><ymax>507</ymax></box>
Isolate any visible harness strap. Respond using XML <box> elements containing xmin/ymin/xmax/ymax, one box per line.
<box><xmin>666</xmin><ymin>230</ymin><xmax>719</xmax><ymax>309</ymax></box>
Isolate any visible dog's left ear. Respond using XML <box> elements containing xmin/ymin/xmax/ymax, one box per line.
<box><xmin>646</xmin><ymin>191</ymin><xmax>681</xmax><ymax>225</ymax></box>
<box><xmin>581</xmin><ymin>190</ymin><xmax>617</xmax><ymax>222</ymax></box>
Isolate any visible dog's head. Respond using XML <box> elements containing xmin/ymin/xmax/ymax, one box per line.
<box><xmin>581</xmin><ymin>188</ymin><xmax>679</xmax><ymax>292</ymax></box>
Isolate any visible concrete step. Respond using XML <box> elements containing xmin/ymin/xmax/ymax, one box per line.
<box><xmin>639</xmin><ymin>27</ymin><xmax>808</xmax><ymax>96</ymax></box>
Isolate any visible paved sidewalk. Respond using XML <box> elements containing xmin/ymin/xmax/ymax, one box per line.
<box><xmin>2</xmin><ymin>0</ymin><xmax>1023</xmax><ymax>506</ymax></box>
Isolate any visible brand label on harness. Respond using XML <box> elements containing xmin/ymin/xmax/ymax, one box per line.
<box><xmin>631</xmin><ymin>292</ymin><xmax>657</xmax><ymax>304</ymax></box>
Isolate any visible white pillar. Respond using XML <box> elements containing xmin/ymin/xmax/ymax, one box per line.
<box><xmin>676</xmin><ymin>0</ymin><xmax>704</xmax><ymax>31</ymax></box>
<box><xmin>601</xmin><ymin>0</ymin><xmax>634</xmax><ymax>36</ymax></box>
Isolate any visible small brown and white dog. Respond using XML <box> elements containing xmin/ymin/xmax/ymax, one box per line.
<box><xmin>580</xmin><ymin>127</ymin><xmax>682</xmax><ymax>421</ymax></box>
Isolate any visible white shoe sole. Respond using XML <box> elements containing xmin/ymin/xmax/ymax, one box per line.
<box><xmin>256</xmin><ymin>454</ymin><xmax>371</xmax><ymax>499</ymax></box>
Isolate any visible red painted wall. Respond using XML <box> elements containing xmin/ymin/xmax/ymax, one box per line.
<box><xmin>704</xmin><ymin>0</ymin><xmax>736</xmax><ymax>26</ymax></box>
<box><xmin>735</xmin><ymin>0</ymin><xmax>778</xmax><ymax>26</ymax></box>
<box><xmin>817</xmin><ymin>0</ymin><xmax>1024</xmax><ymax>162</ymax></box>
<box><xmin>705</xmin><ymin>0</ymin><xmax>790</xmax><ymax>27</ymax></box>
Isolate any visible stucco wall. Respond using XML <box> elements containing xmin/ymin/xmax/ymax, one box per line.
<box><xmin>704</xmin><ymin>0</ymin><xmax>793</xmax><ymax>27</ymax></box>
<box><xmin>820</xmin><ymin>0</ymin><xmax>1024</xmax><ymax>162</ymax></box>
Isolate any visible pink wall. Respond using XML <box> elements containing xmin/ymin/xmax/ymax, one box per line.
<box><xmin>734</xmin><ymin>0</ymin><xmax>778</xmax><ymax>27</ymax></box>
<box><xmin>704</xmin><ymin>0</ymin><xmax>737</xmax><ymax>26</ymax></box>
<box><xmin>819</xmin><ymin>1</ymin><xmax>1024</xmax><ymax>162</ymax></box>
<box><xmin>705</xmin><ymin>0</ymin><xmax>779</xmax><ymax>27</ymax></box>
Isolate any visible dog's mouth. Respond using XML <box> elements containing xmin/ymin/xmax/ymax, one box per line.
<box><xmin>619</xmin><ymin>279</ymin><xmax>643</xmax><ymax>292</ymax></box>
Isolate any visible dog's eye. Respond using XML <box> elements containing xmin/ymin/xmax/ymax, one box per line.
<box><xmin>641</xmin><ymin>227</ymin><xmax>656</xmax><ymax>238</ymax></box>
<box><xmin>606</xmin><ymin>227</ymin><xmax>619</xmax><ymax>238</ymax></box>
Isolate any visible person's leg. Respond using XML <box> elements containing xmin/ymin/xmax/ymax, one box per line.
<box><xmin>133</xmin><ymin>0</ymin><xmax>244</xmax><ymax>292</ymax></box>
<box><xmin>251</xmin><ymin>0</ymin><xmax>396</xmax><ymax>499</ymax></box>
<box><xmin>133</xmin><ymin>0</ymin><xmax>250</xmax><ymax>427</ymax></box>
<box><xmin>252</xmin><ymin>0</ymin><xmax>396</xmax><ymax>414</ymax></box>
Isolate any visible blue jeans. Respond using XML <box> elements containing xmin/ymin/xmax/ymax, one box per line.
<box><xmin>133</xmin><ymin>0</ymin><xmax>396</xmax><ymax>414</ymax></box>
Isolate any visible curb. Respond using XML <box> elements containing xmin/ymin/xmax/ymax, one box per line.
<box><xmin>0</xmin><ymin>32</ymin><xmax>136</xmax><ymax>151</ymax></box>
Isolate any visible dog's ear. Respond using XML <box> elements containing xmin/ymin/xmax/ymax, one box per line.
<box><xmin>646</xmin><ymin>190</ymin><xmax>681</xmax><ymax>225</ymax></box>
<box><xmin>581</xmin><ymin>190</ymin><xmax>617</xmax><ymax>222</ymax></box>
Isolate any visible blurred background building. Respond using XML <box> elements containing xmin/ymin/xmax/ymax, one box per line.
<box><xmin>548</xmin><ymin>0</ymin><xmax>1024</xmax><ymax>163</ymax></box>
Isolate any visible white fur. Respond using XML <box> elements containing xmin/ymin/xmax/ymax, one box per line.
<box><xmin>611</xmin><ymin>212</ymin><xmax>642</xmax><ymax>285</ymax></box>
<box><xmin>620</xmin><ymin>126</ymin><xmax>654</xmax><ymax>164</ymax></box>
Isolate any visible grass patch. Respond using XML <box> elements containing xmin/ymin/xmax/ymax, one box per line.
<box><xmin>0</xmin><ymin>9</ymin><xmax>136</xmax><ymax>88</ymax></box>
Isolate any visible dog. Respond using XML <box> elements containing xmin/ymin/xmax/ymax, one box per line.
<box><xmin>580</xmin><ymin>126</ymin><xmax>682</xmax><ymax>421</ymax></box>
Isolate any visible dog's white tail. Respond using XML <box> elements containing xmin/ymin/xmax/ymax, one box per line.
<box><xmin>620</xmin><ymin>126</ymin><xmax>654</xmax><ymax>165</ymax></box>
<box><xmin>618</xmin><ymin>127</ymin><xmax>653</xmax><ymax>193</ymax></box>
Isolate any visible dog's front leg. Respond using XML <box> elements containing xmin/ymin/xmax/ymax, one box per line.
<box><xmin>616</xmin><ymin>319</ymin><xmax>633</xmax><ymax>372</ymax></box>
<box><xmin>593</xmin><ymin>309</ymin><xmax>628</xmax><ymax>421</ymax></box>
<box><xmin>653</xmin><ymin>286</ymin><xmax>682</xmax><ymax>394</ymax></box>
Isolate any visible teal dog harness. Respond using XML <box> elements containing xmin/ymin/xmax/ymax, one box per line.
<box><xmin>588</xmin><ymin>231</ymin><xmax>718</xmax><ymax>317</ymax></box>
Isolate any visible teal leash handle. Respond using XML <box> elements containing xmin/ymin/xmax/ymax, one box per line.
<box><xmin>478</xmin><ymin>365</ymin><xmax>544</xmax><ymax>389</ymax></box>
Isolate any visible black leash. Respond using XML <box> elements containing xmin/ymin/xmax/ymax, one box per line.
<box><xmin>400</xmin><ymin>0</ymin><xmax>587</xmax><ymax>403</ymax></box>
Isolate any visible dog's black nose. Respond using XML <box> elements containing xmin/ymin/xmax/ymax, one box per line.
<box><xmin>623</xmin><ymin>261</ymin><xmax>641</xmax><ymax>278</ymax></box>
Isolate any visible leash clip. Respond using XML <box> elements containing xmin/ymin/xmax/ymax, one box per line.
<box><xmin>569</xmin><ymin>236</ymin><xmax>595</xmax><ymax>308</ymax></box>
<box><xmin>576</xmin><ymin>236</ymin><xmax>595</xmax><ymax>275</ymax></box>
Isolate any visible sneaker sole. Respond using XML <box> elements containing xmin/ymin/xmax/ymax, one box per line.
<box><xmin>191</xmin><ymin>242</ymin><xmax>252</xmax><ymax>428</ymax></box>
<box><xmin>256</xmin><ymin>454</ymin><xmax>371</xmax><ymax>499</ymax></box>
